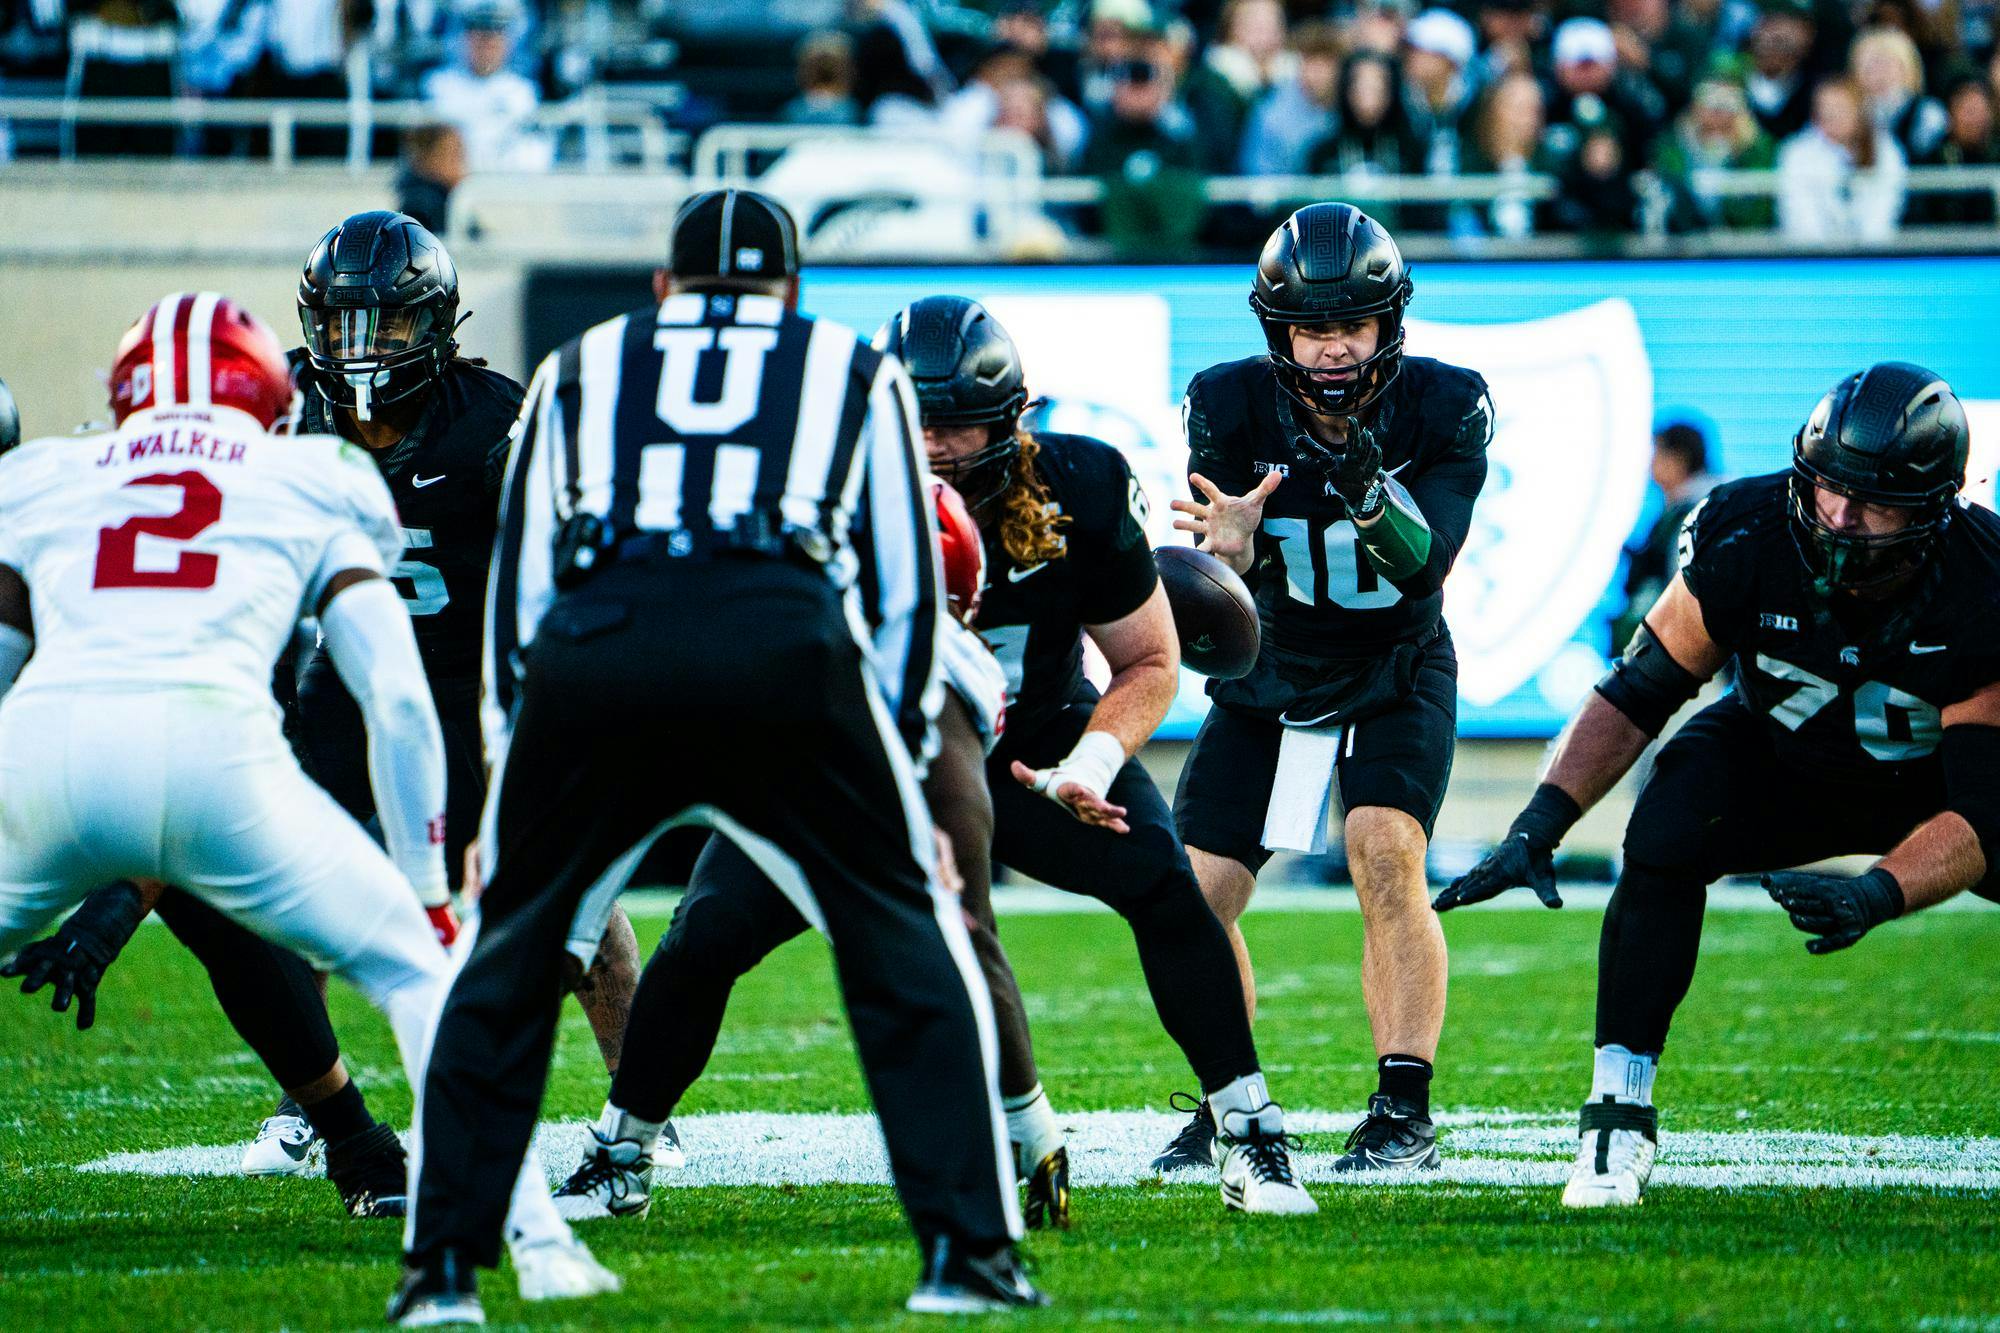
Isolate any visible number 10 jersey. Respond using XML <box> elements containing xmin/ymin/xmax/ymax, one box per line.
<box><xmin>0</xmin><ymin>407</ymin><xmax>403</xmax><ymax>702</ymax></box>
<box><xmin>1183</xmin><ymin>354</ymin><xmax>1491</xmax><ymax>661</ymax></box>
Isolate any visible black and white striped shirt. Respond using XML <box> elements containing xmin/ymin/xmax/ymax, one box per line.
<box><xmin>483</xmin><ymin>290</ymin><xmax>942</xmax><ymax>759</ymax></box>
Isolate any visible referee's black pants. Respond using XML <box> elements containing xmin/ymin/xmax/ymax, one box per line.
<box><xmin>407</xmin><ymin>559</ymin><xmax>1018</xmax><ymax>1266</ymax></box>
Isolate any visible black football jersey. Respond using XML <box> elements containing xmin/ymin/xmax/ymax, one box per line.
<box><xmin>973</xmin><ymin>431</ymin><xmax>1159</xmax><ymax>740</ymax></box>
<box><xmin>292</xmin><ymin>356</ymin><xmax>523</xmax><ymax>679</ymax></box>
<box><xmin>1184</xmin><ymin>355</ymin><xmax>1491</xmax><ymax>659</ymax></box>
<box><xmin>1681</xmin><ymin>472</ymin><xmax>2000</xmax><ymax>783</ymax></box>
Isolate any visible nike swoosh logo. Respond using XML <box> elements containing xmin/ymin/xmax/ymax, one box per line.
<box><xmin>1910</xmin><ymin>643</ymin><xmax>1948</xmax><ymax>655</ymax></box>
<box><xmin>1386</xmin><ymin>461</ymin><xmax>1411</xmax><ymax>476</ymax></box>
<box><xmin>412</xmin><ymin>473</ymin><xmax>446</xmax><ymax>488</ymax></box>
<box><xmin>1007</xmin><ymin>562</ymin><xmax>1048</xmax><ymax>583</ymax></box>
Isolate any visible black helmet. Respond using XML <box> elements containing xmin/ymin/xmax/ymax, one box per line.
<box><xmin>1789</xmin><ymin>361</ymin><xmax>1968</xmax><ymax>596</ymax></box>
<box><xmin>0</xmin><ymin>376</ymin><xmax>17</xmax><ymax>456</ymax></box>
<box><xmin>1250</xmin><ymin>202</ymin><xmax>1413</xmax><ymax>417</ymax></box>
<box><xmin>298</xmin><ymin>211</ymin><xmax>462</xmax><ymax>421</ymax></box>
<box><xmin>875</xmin><ymin>295</ymin><xmax>1029</xmax><ymax>511</ymax></box>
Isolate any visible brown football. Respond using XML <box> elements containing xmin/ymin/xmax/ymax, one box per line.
<box><xmin>1155</xmin><ymin>546</ymin><xmax>1260</xmax><ymax>680</ymax></box>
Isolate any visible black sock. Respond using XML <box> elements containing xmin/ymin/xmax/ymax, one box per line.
<box><xmin>300</xmin><ymin>1080</ymin><xmax>375</xmax><ymax>1150</ymax></box>
<box><xmin>1377</xmin><ymin>1054</ymin><xmax>1433</xmax><ymax>1118</ymax></box>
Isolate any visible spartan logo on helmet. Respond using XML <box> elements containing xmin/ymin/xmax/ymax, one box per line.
<box><xmin>1249</xmin><ymin>202</ymin><xmax>1414</xmax><ymax>418</ymax></box>
<box><xmin>297</xmin><ymin>211</ymin><xmax>464</xmax><ymax>422</ymax></box>
<box><xmin>1788</xmin><ymin>361</ymin><xmax>1969</xmax><ymax>596</ymax></box>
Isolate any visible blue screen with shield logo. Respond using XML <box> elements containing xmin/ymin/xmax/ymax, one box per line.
<box><xmin>804</xmin><ymin>257</ymin><xmax>2000</xmax><ymax>738</ymax></box>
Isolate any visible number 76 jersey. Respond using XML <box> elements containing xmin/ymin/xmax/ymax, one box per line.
<box><xmin>1680</xmin><ymin>472</ymin><xmax>2000</xmax><ymax>780</ymax></box>
<box><xmin>0</xmin><ymin>410</ymin><xmax>403</xmax><ymax>702</ymax></box>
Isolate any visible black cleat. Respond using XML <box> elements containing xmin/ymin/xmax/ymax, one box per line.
<box><xmin>1149</xmin><ymin>1092</ymin><xmax>1216</xmax><ymax>1173</ymax></box>
<box><xmin>907</xmin><ymin>1236</ymin><xmax>1050</xmax><ymax>1314</ymax></box>
<box><xmin>1332</xmin><ymin>1093</ymin><xmax>1441</xmax><ymax>1174</ymax></box>
<box><xmin>1022</xmin><ymin>1146</ymin><xmax>1070</xmax><ymax>1230</ymax></box>
<box><xmin>387</xmin><ymin>1247</ymin><xmax>483</xmax><ymax>1326</ymax></box>
<box><xmin>328</xmin><ymin>1122</ymin><xmax>410</xmax><ymax>1219</ymax></box>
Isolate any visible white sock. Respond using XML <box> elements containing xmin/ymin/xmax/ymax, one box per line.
<box><xmin>595</xmin><ymin>1100</ymin><xmax>664</xmax><ymax>1153</ymax></box>
<box><xmin>504</xmin><ymin>1141</ymin><xmax>574</xmax><ymax>1252</ymax></box>
<box><xmin>1003</xmin><ymin>1085</ymin><xmax>1064</xmax><ymax>1173</ymax></box>
<box><xmin>1589</xmin><ymin>1045</ymin><xmax>1658</xmax><ymax>1106</ymax></box>
<box><xmin>1208</xmin><ymin>1071</ymin><xmax>1280</xmax><ymax>1136</ymax></box>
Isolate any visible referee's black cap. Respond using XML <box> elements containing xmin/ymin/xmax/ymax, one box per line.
<box><xmin>668</xmin><ymin>189</ymin><xmax>800</xmax><ymax>283</ymax></box>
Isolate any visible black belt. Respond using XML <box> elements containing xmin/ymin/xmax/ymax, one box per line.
<box><xmin>554</xmin><ymin>511</ymin><xmax>834</xmax><ymax>588</ymax></box>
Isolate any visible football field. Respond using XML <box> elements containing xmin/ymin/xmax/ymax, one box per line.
<box><xmin>2</xmin><ymin>890</ymin><xmax>1997</xmax><ymax>1331</ymax></box>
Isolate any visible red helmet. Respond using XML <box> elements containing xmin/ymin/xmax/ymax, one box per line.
<box><xmin>932</xmin><ymin>477</ymin><xmax>986</xmax><ymax>626</ymax></box>
<box><xmin>110</xmin><ymin>292</ymin><xmax>294</xmax><ymax>428</ymax></box>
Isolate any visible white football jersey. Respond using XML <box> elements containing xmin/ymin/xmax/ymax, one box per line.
<box><xmin>0</xmin><ymin>406</ymin><xmax>403</xmax><ymax>701</ymax></box>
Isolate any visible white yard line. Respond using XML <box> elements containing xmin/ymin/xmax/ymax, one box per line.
<box><xmin>74</xmin><ymin>1109</ymin><xmax>2000</xmax><ymax>1193</ymax></box>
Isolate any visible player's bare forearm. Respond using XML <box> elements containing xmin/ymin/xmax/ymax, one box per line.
<box><xmin>1542</xmin><ymin>692</ymin><xmax>1654</xmax><ymax>813</ymax></box>
<box><xmin>1876</xmin><ymin>811</ymin><xmax>1986</xmax><ymax>911</ymax></box>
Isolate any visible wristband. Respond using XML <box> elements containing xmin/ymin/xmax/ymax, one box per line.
<box><xmin>1856</xmin><ymin>867</ymin><xmax>1906</xmax><ymax>925</ymax></box>
<box><xmin>1035</xmin><ymin>730</ymin><xmax>1126</xmax><ymax>802</ymax></box>
<box><xmin>1508</xmin><ymin>783</ymin><xmax>1584</xmax><ymax>850</ymax></box>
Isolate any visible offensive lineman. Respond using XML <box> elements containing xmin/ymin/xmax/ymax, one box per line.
<box><xmin>1436</xmin><ymin>363</ymin><xmax>2000</xmax><ymax>1207</ymax></box>
<box><xmin>0</xmin><ymin>293</ymin><xmax>612</xmax><ymax>1304</ymax></box>
<box><xmin>1167</xmin><ymin>202</ymin><xmax>1492</xmax><ymax>1172</ymax></box>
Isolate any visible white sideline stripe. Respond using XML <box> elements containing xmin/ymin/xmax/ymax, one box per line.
<box><xmin>73</xmin><ymin>1110</ymin><xmax>2000</xmax><ymax>1193</ymax></box>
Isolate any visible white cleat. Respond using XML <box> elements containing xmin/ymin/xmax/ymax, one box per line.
<box><xmin>512</xmin><ymin>1235</ymin><xmax>622</xmax><ymax>1302</ymax></box>
<box><xmin>552</xmin><ymin>1127</ymin><xmax>655</xmax><ymax>1221</ymax></box>
<box><xmin>1561</xmin><ymin>1098</ymin><xmax>1658</xmax><ymax>1209</ymax></box>
<box><xmin>1216</xmin><ymin>1104</ymin><xmax>1318</xmax><ymax>1216</ymax></box>
<box><xmin>241</xmin><ymin>1101</ymin><xmax>320</xmax><ymax>1177</ymax></box>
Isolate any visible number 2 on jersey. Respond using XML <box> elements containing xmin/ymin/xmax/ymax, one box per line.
<box><xmin>92</xmin><ymin>471</ymin><xmax>222</xmax><ymax>590</ymax></box>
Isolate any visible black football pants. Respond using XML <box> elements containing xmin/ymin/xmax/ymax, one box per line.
<box><xmin>608</xmin><ymin>691</ymin><xmax>1042</xmax><ymax>1127</ymax></box>
<box><xmin>1599</xmin><ymin>697</ymin><xmax>1999</xmax><ymax>1053</ymax></box>
<box><xmin>407</xmin><ymin>560</ymin><xmax>1016</xmax><ymax>1267</ymax></box>
<box><xmin>155</xmin><ymin>889</ymin><xmax>342</xmax><ymax>1090</ymax></box>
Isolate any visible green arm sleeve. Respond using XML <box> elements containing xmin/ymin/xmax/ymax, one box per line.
<box><xmin>1356</xmin><ymin>474</ymin><xmax>1432</xmax><ymax>582</ymax></box>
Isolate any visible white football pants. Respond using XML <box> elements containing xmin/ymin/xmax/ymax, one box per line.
<box><xmin>0</xmin><ymin>689</ymin><xmax>570</xmax><ymax>1248</ymax></box>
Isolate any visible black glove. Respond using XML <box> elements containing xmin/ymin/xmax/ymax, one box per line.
<box><xmin>1289</xmin><ymin>417</ymin><xmax>1385</xmax><ymax>518</ymax></box>
<box><xmin>0</xmin><ymin>881</ymin><xmax>149</xmax><ymax>1031</ymax></box>
<box><xmin>1432</xmin><ymin>784</ymin><xmax>1582</xmax><ymax>912</ymax></box>
<box><xmin>1762</xmin><ymin>867</ymin><xmax>1904</xmax><ymax>954</ymax></box>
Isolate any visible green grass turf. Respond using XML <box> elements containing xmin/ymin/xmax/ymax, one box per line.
<box><xmin>1</xmin><ymin>902</ymin><xmax>1996</xmax><ymax>1330</ymax></box>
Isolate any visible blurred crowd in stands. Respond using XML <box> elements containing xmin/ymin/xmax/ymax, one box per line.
<box><xmin>4</xmin><ymin>0</ymin><xmax>1999</xmax><ymax>247</ymax></box>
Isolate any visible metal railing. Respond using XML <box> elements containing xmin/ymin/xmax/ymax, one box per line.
<box><xmin>0</xmin><ymin>93</ymin><xmax>682</xmax><ymax>171</ymax></box>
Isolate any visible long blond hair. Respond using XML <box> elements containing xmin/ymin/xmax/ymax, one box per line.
<box><xmin>994</xmin><ymin>429</ymin><xmax>1070</xmax><ymax>567</ymax></box>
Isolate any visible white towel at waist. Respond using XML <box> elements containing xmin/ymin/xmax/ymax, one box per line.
<box><xmin>1261</xmin><ymin>724</ymin><xmax>1343</xmax><ymax>855</ymax></box>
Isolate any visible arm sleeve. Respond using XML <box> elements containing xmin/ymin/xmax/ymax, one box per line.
<box><xmin>855</xmin><ymin>355</ymin><xmax>944</xmax><ymax>760</ymax></box>
<box><xmin>1078</xmin><ymin>447</ymin><xmax>1161</xmax><ymax>625</ymax></box>
<box><xmin>319</xmin><ymin>576</ymin><xmax>449</xmax><ymax>907</ymax></box>
<box><xmin>482</xmin><ymin>354</ymin><xmax>561</xmax><ymax>764</ymax></box>
<box><xmin>1371</xmin><ymin>391</ymin><xmax>1492</xmax><ymax>600</ymax></box>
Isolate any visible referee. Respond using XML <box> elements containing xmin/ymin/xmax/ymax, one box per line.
<box><xmin>393</xmin><ymin>190</ymin><xmax>1038</xmax><ymax>1322</ymax></box>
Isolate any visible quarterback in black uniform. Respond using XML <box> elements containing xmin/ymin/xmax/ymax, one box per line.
<box><xmin>1437</xmin><ymin>362</ymin><xmax>2000</xmax><ymax>1207</ymax></box>
<box><xmin>1168</xmin><ymin>203</ymin><xmax>1491</xmax><ymax>1172</ymax></box>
